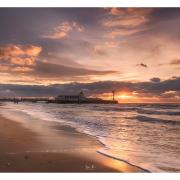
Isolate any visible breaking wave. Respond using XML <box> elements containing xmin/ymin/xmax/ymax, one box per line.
<box><xmin>134</xmin><ymin>115</ymin><xmax>180</xmax><ymax>125</ymax></box>
<box><xmin>137</xmin><ymin>109</ymin><xmax>180</xmax><ymax>116</ymax></box>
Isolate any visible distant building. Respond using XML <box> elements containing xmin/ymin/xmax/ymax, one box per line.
<box><xmin>55</xmin><ymin>91</ymin><xmax>86</xmax><ymax>102</ymax></box>
<box><xmin>55</xmin><ymin>91</ymin><xmax>118</xmax><ymax>104</ymax></box>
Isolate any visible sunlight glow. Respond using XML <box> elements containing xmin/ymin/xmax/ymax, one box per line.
<box><xmin>117</xmin><ymin>94</ymin><xmax>133</xmax><ymax>99</ymax></box>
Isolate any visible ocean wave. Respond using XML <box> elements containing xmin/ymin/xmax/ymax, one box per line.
<box><xmin>95</xmin><ymin>104</ymin><xmax>180</xmax><ymax>113</ymax></box>
<box><xmin>96</xmin><ymin>150</ymin><xmax>150</xmax><ymax>172</ymax></box>
<box><xmin>95</xmin><ymin>106</ymin><xmax>139</xmax><ymax>112</ymax></box>
<box><xmin>133</xmin><ymin>115</ymin><xmax>180</xmax><ymax>125</ymax></box>
<box><xmin>137</xmin><ymin>109</ymin><xmax>180</xmax><ymax>116</ymax></box>
<box><xmin>142</xmin><ymin>104</ymin><xmax>180</xmax><ymax>109</ymax></box>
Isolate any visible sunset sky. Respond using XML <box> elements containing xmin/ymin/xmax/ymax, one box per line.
<box><xmin>0</xmin><ymin>8</ymin><xmax>180</xmax><ymax>102</ymax></box>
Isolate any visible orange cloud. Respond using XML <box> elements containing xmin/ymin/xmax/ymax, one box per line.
<box><xmin>0</xmin><ymin>43</ymin><xmax>117</xmax><ymax>83</ymax></box>
<box><xmin>109</xmin><ymin>28</ymin><xmax>143</xmax><ymax>38</ymax></box>
<box><xmin>10</xmin><ymin>57</ymin><xmax>35</xmax><ymax>66</ymax></box>
<box><xmin>0</xmin><ymin>44</ymin><xmax>41</xmax><ymax>58</ymax></box>
<box><xmin>103</xmin><ymin>8</ymin><xmax>154</xmax><ymax>38</ymax></box>
<box><xmin>41</xmin><ymin>21</ymin><xmax>84</xmax><ymax>40</ymax></box>
<box><xmin>110</xmin><ymin>8</ymin><xmax>124</xmax><ymax>16</ymax></box>
<box><xmin>104</xmin><ymin>16</ymin><xmax>147</xmax><ymax>28</ymax></box>
<box><xmin>11</xmin><ymin>66</ymin><xmax>33</xmax><ymax>73</ymax></box>
<box><xmin>0</xmin><ymin>64</ymin><xmax>9</xmax><ymax>72</ymax></box>
<box><xmin>0</xmin><ymin>64</ymin><xmax>33</xmax><ymax>73</ymax></box>
<box><xmin>109</xmin><ymin>8</ymin><xmax>154</xmax><ymax>17</ymax></box>
<box><xmin>0</xmin><ymin>44</ymin><xmax>42</xmax><ymax>67</ymax></box>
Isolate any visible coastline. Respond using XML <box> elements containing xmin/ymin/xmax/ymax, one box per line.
<box><xmin>0</xmin><ymin>106</ymin><xmax>145</xmax><ymax>172</ymax></box>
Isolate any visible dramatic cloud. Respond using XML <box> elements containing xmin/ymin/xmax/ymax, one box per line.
<box><xmin>0</xmin><ymin>44</ymin><xmax>117</xmax><ymax>82</ymax></box>
<box><xmin>102</xmin><ymin>8</ymin><xmax>154</xmax><ymax>38</ymax></box>
<box><xmin>41</xmin><ymin>21</ymin><xmax>84</xmax><ymax>39</ymax></box>
<box><xmin>30</xmin><ymin>61</ymin><xmax>117</xmax><ymax>79</ymax></box>
<box><xmin>0</xmin><ymin>8</ymin><xmax>180</xmax><ymax>102</ymax></box>
<box><xmin>0</xmin><ymin>44</ymin><xmax>42</xmax><ymax>67</ymax></box>
<box><xmin>109</xmin><ymin>8</ymin><xmax>154</xmax><ymax>17</ymax></box>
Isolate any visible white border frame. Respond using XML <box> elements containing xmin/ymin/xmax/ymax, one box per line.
<box><xmin>0</xmin><ymin>0</ymin><xmax>180</xmax><ymax>7</ymax></box>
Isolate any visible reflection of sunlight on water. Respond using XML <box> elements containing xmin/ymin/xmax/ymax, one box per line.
<box><xmin>95</xmin><ymin>149</ymin><xmax>142</xmax><ymax>172</ymax></box>
<box><xmin>96</xmin><ymin>117</ymin><xmax>141</xmax><ymax>172</ymax></box>
<box><xmin>102</xmin><ymin>158</ymin><xmax>131</xmax><ymax>172</ymax></box>
<box><xmin>97</xmin><ymin>115</ymin><xmax>151</xmax><ymax>171</ymax></box>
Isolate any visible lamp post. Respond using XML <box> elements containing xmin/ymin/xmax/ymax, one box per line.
<box><xmin>112</xmin><ymin>90</ymin><xmax>115</xmax><ymax>101</ymax></box>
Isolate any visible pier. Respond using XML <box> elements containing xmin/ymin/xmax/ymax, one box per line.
<box><xmin>0</xmin><ymin>91</ymin><xmax>118</xmax><ymax>104</ymax></box>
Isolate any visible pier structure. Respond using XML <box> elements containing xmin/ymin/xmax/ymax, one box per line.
<box><xmin>0</xmin><ymin>91</ymin><xmax>118</xmax><ymax>104</ymax></box>
<box><xmin>54</xmin><ymin>91</ymin><xmax>118</xmax><ymax>104</ymax></box>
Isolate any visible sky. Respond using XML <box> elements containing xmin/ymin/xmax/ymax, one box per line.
<box><xmin>0</xmin><ymin>8</ymin><xmax>180</xmax><ymax>102</ymax></box>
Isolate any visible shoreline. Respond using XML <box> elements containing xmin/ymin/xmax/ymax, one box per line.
<box><xmin>0</xmin><ymin>105</ymin><xmax>145</xmax><ymax>172</ymax></box>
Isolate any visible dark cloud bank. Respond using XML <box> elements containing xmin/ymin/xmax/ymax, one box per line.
<box><xmin>0</xmin><ymin>77</ymin><xmax>179</xmax><ymax>100</ymax></box>
<box><xmin>32</xmin><ymin>61</ymin><xmax>116</xmax><ymax>78</ymax></box>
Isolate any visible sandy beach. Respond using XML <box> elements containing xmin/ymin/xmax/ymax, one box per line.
<box><xmin>0</xmin><ymin>109</ymin><xmax>144</xmax><ymax>172</ymax></box>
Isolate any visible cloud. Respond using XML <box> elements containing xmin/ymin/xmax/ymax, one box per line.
<box><xmin>0</xmin><ymin>9</ymin><xmax>180</xmax><ymax>89</ymax></box>
<box><xmin>136</xmin><ymin>63</ymin><xmax>148</xmax><ymax>68</ymax></box>
<box><xmin>0</xmin><ymin>64</ymin><xmax>33</xmax><ymax>73</ymax></box>
<box><xmin>28</xmin><ymin>61</ymin><xmax>117</xmax><ymax>79</ymax></box>
<box><xmin>159</xmin><ymin>59</ymin><xmax>180</xmax><ymax>68</ymax></box>
<box><xmin>0</xmin><ymin>44</ymin><xmax>42</xmax><ymax>67</ymax></box>
<box><xmin>41</xmin><ymin>53</ymin><xmax>84</xmax><ymax>68</ymax></box>
<box><xmin>109</xmin><ymin>8</ymin><xmax>154</xmax><ymax>17</ymax></box>
<box><xmin>103</xmin><ymin>16</ymin><xmax>147</xmax><ymax>28</ymax></box>
<box><xmin>170</xmin><ymin>59</ymin><xmax>180</xmax><ymax>65</ymax></box>
<box><xmin>109</xmin><ymin>28</ymin><xmax>143</xmax><ymax>37</ymax></box>
<box><xmin>102</xmin><ymin>8</ymin><xmax>154</xmax><ymax>38</ymax></box>
<box><xmin>0</xmin><ymin>43</ymin><xmax>118</xmax><ymax>81</ymax></box>
<box><xmin>0</xmin><ymin>44</ymin><xmax>42</xmax><ymax>57</ymax></box>
<box><xmin>41</xmin><ymin>21</ymin><xmax>84</xmax><ymax>40</ymax></box>
<box><xmin>150</xmin><ymin>77</ymin><xmax>161</xmax><ymax>83</ymax></box>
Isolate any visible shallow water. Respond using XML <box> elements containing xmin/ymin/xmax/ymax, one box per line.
<box><xmin>1</xmin><ymin>102</ymin><xmax>180</xmax><ymax>172</ymax></box>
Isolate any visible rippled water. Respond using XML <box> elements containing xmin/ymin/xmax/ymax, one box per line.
<box><xmin>1</xmin><ymin>102</ymin><xmax>180</xmax><ymax>172</ymax></box>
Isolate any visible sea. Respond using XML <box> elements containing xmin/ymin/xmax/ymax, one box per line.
<box><xmin>1</xmin><ymin>102</ymin><xmax>180</xmax><ymax>172</ymax></box>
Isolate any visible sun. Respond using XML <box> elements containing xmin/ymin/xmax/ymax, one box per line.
<box><xmin>117</xmin><ymin>94</ymin><xmax>132</xmax><ymax>99</ymax></box>
<box><xmin>98</xmin><ymin>91</ymin><xmax>138</xmax><ymax>103</ymax></box>
<box><xmin>115</xmin><ymin>92</ymin><xmax>139</xmax><ymax>103</ymax></box>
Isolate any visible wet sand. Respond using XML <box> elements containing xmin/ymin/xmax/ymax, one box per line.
<box><xmin>0</xmin><ymin>113</ymin><xmax>144</xmax><ymax>172</ymax></box>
